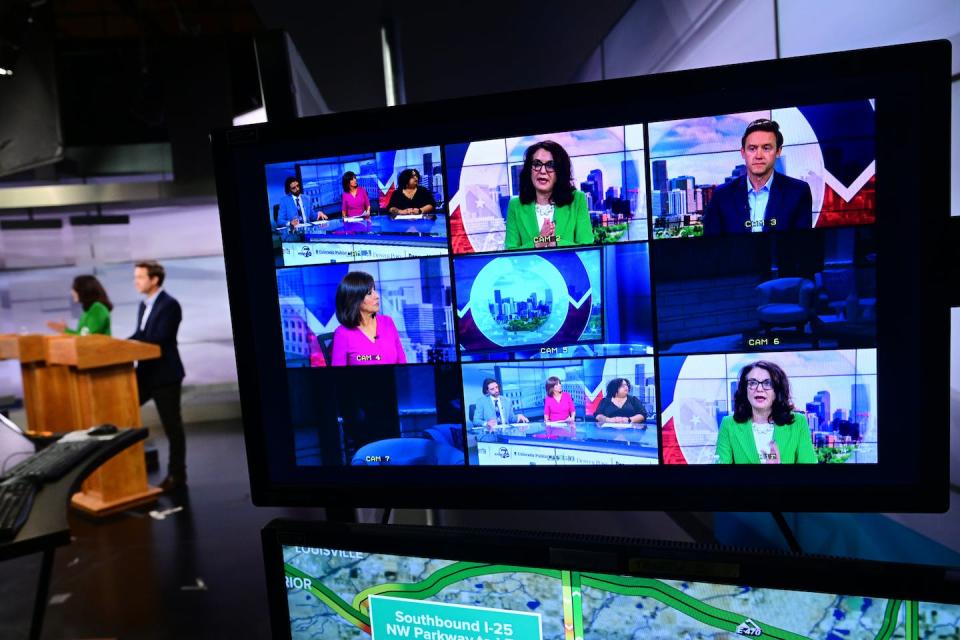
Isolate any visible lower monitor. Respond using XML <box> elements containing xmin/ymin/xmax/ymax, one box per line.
<box><xmin>263</xmin><ymin>520</ymin><xmax>960</xmax><ymax>640</ymax></box>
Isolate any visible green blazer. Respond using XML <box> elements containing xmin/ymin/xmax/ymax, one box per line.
<box><xmin>504</xmin><ymin>190</ymin><xmax>593</xmax><ymax>250</ymax></box>
<box><xmin>66</xmin><ymin>301</ymin><xmax>111</xmax><ymax>336</ymax></box>
<box><xmin>715</xmin><ymin>413</ymin><xmax>816</xmax><ymax>464</ymax></box>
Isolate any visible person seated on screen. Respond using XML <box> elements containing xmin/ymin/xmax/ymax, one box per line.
<box><xmin>46</xmin><ymin>275</ymin><xmax>113</xmax><ymax>336</ymax></box>
<box><xmin>471</xmin><ymin>378</ymin><xmax>529</xmax><ymax>429</ymax></box>
<box><xmin>330</xmin><ymin>271</ymin><xmax>406</xmax><ymax>367</ymax></box>
<box><xmin>277</xmin><ymin>176</ymin><xmax>328</xmax><ymax>230</ymax></box>
<box><xmin>595</xmin><ymin>378</ymin><xmax>647</xmax><ymax>429</ymax></box>
<box><xmin>543</xmin><ymin>376</ymin><xmax>576</xmax><ymax>423</ymax></box>
<box><xmin>702</xmin><ymin>119</ymin><xmax>812</xmax><ymax>236</ymax></box>
<box><xmin>715</xmin><ymin>360</ymin><xmax>817</xmax><ymax>464</ymax></box>
<box><xmin>386</xmin><ymin>169</ymin><xmax>436</xmax><ymax>218</ymax></box>
<box><xmin>341</xmin><ymin>171</ymin><xmax>371</xmax><ymax>218</ymax></box>
<box><xmin>505</xmin><ymin>141</ymin><xmax>593</xmax><ymax>250</ymax></box>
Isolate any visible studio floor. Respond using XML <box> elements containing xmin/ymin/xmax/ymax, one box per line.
<box><xmin>0</xmin><ymin>419</ymin><xmax>317</xmax><ymax>640</ymax></box>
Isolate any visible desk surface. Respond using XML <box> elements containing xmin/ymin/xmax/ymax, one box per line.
<box><xmin>0</xmin><ymin>429</ymin><xmax>147</xmax><ymax>562</ymax></box>
<box><xmin>474</xmin><ymin>420</ymin><xmax>656</xmax><ymax>449</ymax></box>
<box><xmin>278</xmin><ymin>213</ymin><xmax>448</xmax><ymax>244</ymax></box>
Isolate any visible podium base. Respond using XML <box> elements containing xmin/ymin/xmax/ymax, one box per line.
<box><xmin>70</xmin><ymin>486</ymin><xmax>163</xmax><ymax>517</ymax></box>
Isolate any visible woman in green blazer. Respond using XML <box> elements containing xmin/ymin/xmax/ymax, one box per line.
<box><xmin>47</xmin><ymin>275</ymin><xmax>113</xmax><ymax>336</ymax></box>
<box><xmin>715</xmin><ymin>360</ymin><xmax>817</xmax><ymax>464</ymax></box>
<box><xmin>505</xmin><ymin>140</ymin><xmax>594</xmax><ymax>250</ymax></box>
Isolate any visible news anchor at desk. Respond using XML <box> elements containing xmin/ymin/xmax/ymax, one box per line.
<box><xmin>130</xmin><ymin>261</ymin><xmax>188</xmax><ymax>491</ymax></box>
<box><xmin>715</xmin><ymin>361</ymin><xmax>817</xmax><ymax>464</ymax></box>
<box><xmin>543</xmin><ymin>376</ymin><xmax>576</xmax><ymax>422</ymax></box>
<box><xmin>341</xmin><ymin>171</ymin><xmax>371</xmax><ymax>218</ymax></box>
<box><xmin>595</xmin><ymin>378</ymin><xmax>647</xmax><ymax>428</ymax></box>
<box><xmin>386</xmin><ymin>169</ymin><xmax>436</xmax><ymax>217</ymax></box>
<box><xmin>471</xmin><ymin>378</ymin><xmax>529</xmax><ymax>429</ymax></box>
<box><xmin>46</xmin><ymin>275</ymin><xmax>113</xmax><ymax>336</ymax></box>
<box><xmin>505</xmin><ymin>141</ymin><xmax>593</xmax><ymax>250</ymax></box>
<box><xmin>277</xmin><ymin>176</ymin><xmax>328</xmax><ymax>229</ymax></box>
<box><xmin>330</xmin><ymin>271</ymin><xmax>407</xmax><ymax>366</ymax></box>
<box><xmin>702</xmin><ymin>119</ymin><xmax>813</xmax><ymax>235</ymax></box>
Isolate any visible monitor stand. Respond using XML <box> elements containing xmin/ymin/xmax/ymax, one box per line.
<box><xmin>665</xmin><ymin>511</ymin><xmax>803</xmax><ymax>554</ymax></box>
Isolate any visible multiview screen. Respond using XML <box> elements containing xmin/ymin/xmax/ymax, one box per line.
<box><xmin>266</xmin><ymin>99</ymin><xmax>883</xmax><ymax>469</ymax></box>
<box><xmin>279</xmin><ymin>542</ymin><xmax>960</xmax><ymax>639</ymax></box>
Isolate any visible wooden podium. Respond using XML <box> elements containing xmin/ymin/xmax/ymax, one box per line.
<box><xmin>2</xmin><ymin>334</ymin><xmax>164</xmax><ymax>516</ymax></box>
<box><xmin>0</xmin><ymin>334</ymin><xmax>82</xmax><ymax>434</ymax></box>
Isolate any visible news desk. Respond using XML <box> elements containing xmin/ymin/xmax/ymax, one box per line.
<box><xmin>276</xmin><ymin>214</ymin><xmax>449</xmax><ymax>265</ymax></box>
<box><xmin>473</xmin><ymin>420</ymin><xmax>659</xmax><ymax>466</ymax></box>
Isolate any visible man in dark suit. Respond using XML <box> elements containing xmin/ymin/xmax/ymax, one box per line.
<box><xmin>702</xmin><ymin>119</ymin><xmax>813</xmax><ymax>235</ymax></box>
<box><xmin>131</xmin><ymin>261</ymin><xmax>186</xmax><ymax>492</ymax></box>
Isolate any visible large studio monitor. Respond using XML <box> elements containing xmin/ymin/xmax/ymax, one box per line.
<box><xmin>212</xmin><ymin>40</ymin><xmax>952</xmax><ymax>511</ymax></box>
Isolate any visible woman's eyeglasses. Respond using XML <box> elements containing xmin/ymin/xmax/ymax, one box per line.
<box><xmin>531</xmin><ymin>160</ymin><xmax>556</xmax><ymax>173</ymax></box>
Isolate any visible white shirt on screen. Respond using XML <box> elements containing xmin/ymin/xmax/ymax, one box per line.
<box><xmin>293</xmin><ymin>195</ymin><xmax>304</xmax><ymax>222</ymax></box>
<box><xmin>747</xmin><ymin>172</ymin><xmax>773</xmax><ymax>232</ymax></box>
<box><xmin>752</xmin><ymin>422</ymin><xmax>778</xmax><ymax>464</ymax></box>
<box><xmin>534</xmin><ymin>203</ymin><xmax>555</xmax><ymax>234</ymax></box>
<box><xmin>492</xmin><ymin>397</ymin><xmax>503</xmax><ymax>425</ymax></box>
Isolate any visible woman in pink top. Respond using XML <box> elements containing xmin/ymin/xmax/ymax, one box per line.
<box><xmin>543</xmin><ymin>376</ymin><xmax>576</xmax><ymax>422</ymax></box>
<box><xmin>330</xmin><ymin>271</ymin><xmax>407</xmax><ymax>366</ymax></box>
<box><xmin>341</xmin><ymin>171</ymin><xmax>371</xmax><ymax>218</ymax></box>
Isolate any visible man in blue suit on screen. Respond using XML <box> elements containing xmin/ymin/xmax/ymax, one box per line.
<box><xmin>472</xmin><ymin>378</ymin><xmax>529</xmax><ymax>429</ymax></box>
<box><xmin>276</xmin><ymin>176</ymin><xmax>328</xmax><ymax>230</ymax></box>
<box><xmin>702</xmin><ymin>119</ymin><xmax>813</xmax><ymax>235</ymax></box>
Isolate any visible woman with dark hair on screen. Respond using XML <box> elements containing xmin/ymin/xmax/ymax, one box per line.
<box><xmin>330</xmin><ymin>271</ymin><xmax>406</xmax><ymax>367</ymax></box>
<box><xmin>543</xmin><ymin>376</ymin><xmax>576</xmax><ymax>423</ymax></box>
<box><xmin>505</xmin><ymin>140</ymin><xmax>593</xmax><ymax>250</ymax></box>
<box><xmin>341</xmin><ymin>171</ymin><xmax>371</xmax><ymax>218</ymax></box>
<box><xmin>386</xmin><ymin>168</ymin><xmax>436</xmax><ymax>217</ymax></box>
<box><xmin>46</xmin><ymin>275</ymin><xmax>113</xmax><ymax>336</ymax></box>
<box><xmin>595</xmin><ymin>378</ymin><xmax>647</xmax><ymax>428</ymax></box>
<box><xmin>715</xmin><ymin>361</ymin><xmax>816</xmax><ymax>464</ymax></box>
